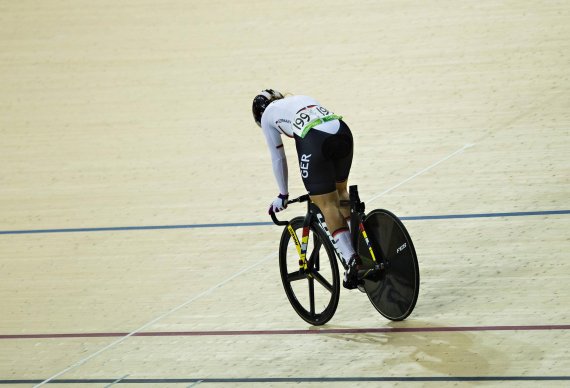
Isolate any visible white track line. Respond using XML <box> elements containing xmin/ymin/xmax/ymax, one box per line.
<box><xmin>366</xmin><ymin>143</ymin><xmax>474</xmax><ymax>204</ymax></box>
<box><xmin>104</xmin><ymin>374</ymin><xmax>129</xmax><ymax>388</ymax></box>
<box><xmin>34</xmin><ymin>251</ymin><xmax>278</xmax><ymax>387</ymax></box>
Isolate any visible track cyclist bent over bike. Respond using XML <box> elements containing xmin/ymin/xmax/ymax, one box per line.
<box><xmin>252</xmin><ymin>89</ymin><xmax>362</xmax><ymax>289</ymax></box>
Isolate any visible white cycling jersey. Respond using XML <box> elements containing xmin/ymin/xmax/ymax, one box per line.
<box><xmin>260</xmin><ymin>95</ymin><xmax>342</xmax><ymax>195</ymax></box>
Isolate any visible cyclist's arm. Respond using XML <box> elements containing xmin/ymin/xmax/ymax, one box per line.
<box><xmin>261</xmin><ymin>121</ymin><xmax>288</xmax><ymax>195</ymax></box>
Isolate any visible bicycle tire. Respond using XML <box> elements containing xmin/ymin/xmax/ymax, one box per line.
<box><xmin>357</xmin><ymin>209</ymin><xmax>420</xmax><ymax>321</ymax></box>
<box><xmin>278</xmin><ymin>216</ymin><xmax>340</xmax><ymax>325</ymax></box>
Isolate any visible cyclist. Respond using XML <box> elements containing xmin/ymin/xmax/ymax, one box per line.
<box><xmin>252</xmin><ymin>89</ymin><xmax>361</xmax><ymax>289</ymax></box>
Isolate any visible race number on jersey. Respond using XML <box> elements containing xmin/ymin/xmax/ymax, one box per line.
<box><xmin>292</xmin><ymin>105</ymin><xmax>342</xmax><ymax>138</ymax></box>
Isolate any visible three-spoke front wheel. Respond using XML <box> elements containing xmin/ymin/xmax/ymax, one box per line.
<box><xmin>278</xmin><ymin>216</ymin><xmax>340</xmax><ymax>325</ymax></box>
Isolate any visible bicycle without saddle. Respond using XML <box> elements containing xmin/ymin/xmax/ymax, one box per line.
<box><xmin>270</xmin><ymin>185</ymin><xmax>420</xmax><ymax>325</ymax></box>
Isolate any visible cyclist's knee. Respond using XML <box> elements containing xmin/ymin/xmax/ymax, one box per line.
<box><xmin>311</xmin><ymin>191</ymin><xmax>342</xmax><ymax>216</ymax></box>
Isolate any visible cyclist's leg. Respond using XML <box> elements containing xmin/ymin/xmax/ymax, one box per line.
<box><xmin>295</xmin><ymin>125</ymin><xmax>357</xmax><ymax>268</ymax></box>
<box><xmin>331</xmin><ymin>121</ymin><xmax>353</xmax><ymax>222</ymax></box>
<box><xmin>310</xmin><ymin>190</ymin><xmax>355</xmax><ymax>266</ymax></box>
<box><xmin>310</xmin><ymin>191</ymin><xmax>346</xmax><ymax>234</ymax></box>
<box><xmin>295</xmin><ymin>130</ymin><xmax>348</xmax><ymax>235</ymax></box>
<box><xmin>322</xmin><ymin>120</ymin><xmax>360</xmax><ymax>288</ymax></box>
<box><xmin>336</xmin><ymin>180</ymin><xmax>350</xmax><ymax>221</ymax></box>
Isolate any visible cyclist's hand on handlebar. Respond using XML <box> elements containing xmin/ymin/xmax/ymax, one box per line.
<box><xmin>268</xmin><ymin>193</ymin><xmax>289</xmax><ymax>214</ymax></box>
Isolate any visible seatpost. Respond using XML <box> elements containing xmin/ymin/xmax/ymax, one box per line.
<box><xmin>349</xmin><ymin>185</ymin><xmax>365</xmax><ymax>214</ymax></box>
<box><xmin>349</xmin><ymin>185</ymin><xmax>365</xmax><ymax>248</ymax></box>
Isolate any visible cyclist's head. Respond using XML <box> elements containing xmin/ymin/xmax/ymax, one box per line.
<box><xmin>252</xmin><ymin>89</ymin><xmax>284</xmax><ymax>127</ymax></box>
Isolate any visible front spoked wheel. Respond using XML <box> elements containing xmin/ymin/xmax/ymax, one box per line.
<box><xmin>357</xmin><ymin>209</ymin><xmax>420</xmax><ymax>321</ymax></box>
<box><xmin>279</xmin><ymin>216</ymin><xmax>340</xmax><ymax>325</ymax></box>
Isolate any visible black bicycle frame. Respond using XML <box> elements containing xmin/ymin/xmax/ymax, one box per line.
<box><xmin>347</xmin><ymin>185</ymin><xmax>384</xmax><ymax>268</ymax></box>
<box><xmin>270</xmin><ymin>185</ymin><xmax>383</xmax><ymax>271</ymax></box>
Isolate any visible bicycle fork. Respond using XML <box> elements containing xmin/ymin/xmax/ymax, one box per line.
<box><xmin>287</xmin><ymin>223</ymin><xmax>310</xmax><ymax>273</ymax></box>
<box><xmin>287</xmin><ymin>206</ymin><xmax>329</xmax><ymax>274</ymax></box>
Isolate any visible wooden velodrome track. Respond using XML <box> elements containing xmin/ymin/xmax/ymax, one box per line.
<box><xmin>1</xmin><ymin>1</ymin><xmax>569</xmax><ymax>386</ymax></box>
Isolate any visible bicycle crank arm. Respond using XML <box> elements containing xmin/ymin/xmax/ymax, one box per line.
<box><xmin>357</xmin><ymin>263</ymin><xmax>385</xmax><ymax>282</ymax></box>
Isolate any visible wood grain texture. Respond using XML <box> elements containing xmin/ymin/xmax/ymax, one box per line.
<box><xmin>0</xmin><ymin>0</ymin><xmax>568</xmax><ymax>385</ymax></box>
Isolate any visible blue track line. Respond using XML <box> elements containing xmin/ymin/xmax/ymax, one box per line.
<box><xmin>401</xmin><ymin>209</ymin><xmax>570</xmax><ymax>220</ymax></box>
<box><xmin>0</xmin><ymin>210</ymin><xmax>568</xmax><ymax>235</ymax></box>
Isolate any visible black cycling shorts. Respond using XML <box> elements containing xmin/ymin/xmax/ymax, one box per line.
<box><xmin>294</xmin><ymin>120</ymin><xmax>353</xmax><ymax>196</ymax></box>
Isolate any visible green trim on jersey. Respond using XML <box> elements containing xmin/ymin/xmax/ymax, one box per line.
<box><xmin>299</xmin><ymin>114</ymin><xmax>343</xmax><ymax>138</ymax></box>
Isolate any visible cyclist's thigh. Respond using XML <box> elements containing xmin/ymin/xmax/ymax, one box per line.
<box><xmin>330</xmin><ymin>121</ymin><xmax>354</xmax><ymax>183</ymax></box>
<box><xmin>295</xmin><ymin>131</ymin><xmax>336</xmax><ymax>196</ymax></box>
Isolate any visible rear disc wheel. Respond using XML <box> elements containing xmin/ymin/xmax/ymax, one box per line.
<box><xmin>357</xmin><ymin>209</ymin><xmax>420</xmax><ymax>321</ymax></box>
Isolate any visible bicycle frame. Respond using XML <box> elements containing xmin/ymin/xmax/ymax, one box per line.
<box><xmin>273</xmin><ymin>186</ymin><xmax>420</xmax><ymax>324</ymax></box>
<box><xmin>270</xmin><ymin>185</ymin><xmax>383</xmax><ymax>273</ymax></box>
<box><xmin>348</xmin><ymin>185</ymin><xmax>380</xmax><ymax>266</ymax></box>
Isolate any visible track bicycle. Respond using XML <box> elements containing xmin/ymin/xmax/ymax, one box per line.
<box><xmin>270</xmin><ymin>185</ymin><xmax>420</xmax><ymax>325</ymax></box>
